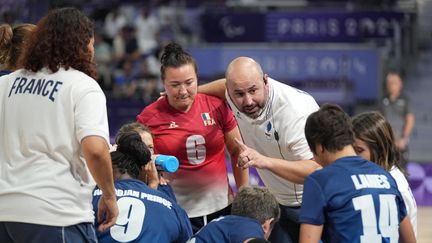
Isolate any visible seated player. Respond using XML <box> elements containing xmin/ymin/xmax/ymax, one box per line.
<box><xmin>188</xmin><ymin>186</ymin><xmax>280</xmax><ymax>243</ymax></box>
<box><xmin>299</xmin><ymin>104</ymin><xmax>416</xmax><ymax>243</ymax></box>
<box><xmin>92</xmin><ymin>131</ymin><xmax>192</xmax><ymax>242</ymax></box>
<box><xmin>116</xmin><ymin>122</ymin><xmax>176</xmax><ymax>201</ymax></box>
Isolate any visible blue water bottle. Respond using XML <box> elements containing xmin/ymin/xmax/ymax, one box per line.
<box><xmin>155</xmin><ymin>155</ymin><xmax>179</xmax><ymax>173</ymax></box>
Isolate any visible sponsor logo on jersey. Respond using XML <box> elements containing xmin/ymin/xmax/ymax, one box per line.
<box><xmin>201</xmin><ymin>112</ymin><xmax>216</xmax><ymax>126</ymax></box>
<box><xmin>169</xmin><ymin>121</ymin><xmax>178</xmax><ymax>128</ymax></box>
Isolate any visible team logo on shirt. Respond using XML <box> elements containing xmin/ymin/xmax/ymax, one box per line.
<box><xmin>169</xmin><ymin>121</ymin><xmax>178</xmax><ymax>128</ymax></box>
<box><xmin>265</xmin><ymin>122</ymin><xmax>273</xmax><ymax>139</ymax></box>
<box><xmin>201</xmin><ymin>112</ymin><xmax>216</xmax><ymax>126</ymax></box>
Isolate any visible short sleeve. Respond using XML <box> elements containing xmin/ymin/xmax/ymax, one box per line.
<box><xmin>174</xmin><ymin>204</ymin><xmax>193</xmax><ymax>242</ymax></box>
<box><xmin>216</xmin><ymin>100</ymin><xmax>237</xmax><ymax>133</ymax></box>
<box><xmin>396</xmin><ymin>192</ymin><xmax>408</xmax><ymax>223</ymax></box>
<box><xmin>75</xmin><ymin>88</ymin><xmax>109</xmax><ymax>144</ymax></box>
<box><xmin>299</xmin><ymin>175</ymin><xmax>326</xmax><ymax>225</ymax></box>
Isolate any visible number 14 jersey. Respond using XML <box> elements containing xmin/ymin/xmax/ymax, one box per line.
<box><xmin>299</xmin><ymin>156</ymin><xmax>407</xmax><ymax>243</ymax></box>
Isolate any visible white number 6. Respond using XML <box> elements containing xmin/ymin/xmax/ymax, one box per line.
<box><xmin>186</xmin><ymin>135</ymin><xmax>206</xmax><ymax>165</ymax></box>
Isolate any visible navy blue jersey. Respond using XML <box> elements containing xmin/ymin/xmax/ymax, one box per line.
<box><xmin>92</xmin><ymin>179</ymin><xmax>192</xmax><ymax>243</ymax></box>
<box><xmin>158</xmin><ymin>184</ymin><xmax>177</xmax><ymax>202</ymax></box>
<box><xmin>299</xmin><ymin>156</ymin><xmax>407</xmax><ymax>243</ymax></box>
<box><xmin>188</xmin><ymin>215</ymin><xmax>264</xmax><ymax>243</ymax></box>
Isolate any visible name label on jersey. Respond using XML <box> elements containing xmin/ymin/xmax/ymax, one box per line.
<box><xmin>94</xmin><ymin>188</ymin><xmax>173</xmax><ymax>209</ymax></box>
<box><xmin>351</xmin><ymin>174</ymin><xmax>390</xmax><ymax>190</ymax></box>
<box><xmin>8</xmin><ymin>76</ymin><xmax>63</xmax><ymax>102</ymax></box>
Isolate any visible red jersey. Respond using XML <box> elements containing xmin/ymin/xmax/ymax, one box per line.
<box><xmin>137</xmin><ymin>94</ymin><xmax>237</xmax><ymax>217</ymax></box>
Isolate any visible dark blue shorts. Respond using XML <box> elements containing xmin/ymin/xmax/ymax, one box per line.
<box><xmin>0</xmin><ymin>222</ymin><xmax>97</xmax><ymax>243</ymax></box>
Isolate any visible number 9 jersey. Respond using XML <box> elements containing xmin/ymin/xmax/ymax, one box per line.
<box><xmin>299</xmin><ymin>156</ymin><xmax>407</xmax><ymax>243</ymax></box>
<box><xmin>92</xmin><ymin>179</ymin><xmax>192</xmax><ymax>243</ymax></box>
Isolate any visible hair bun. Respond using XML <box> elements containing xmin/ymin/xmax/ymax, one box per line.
<box><xmin>116</xmin><ymin>131</ymin><xmax>151</xmax><ymax>167</ymax></box>
<box><xmin>163</xmin><ymin>42</ymin><xmax>183</xmax><ymax>54</ymax></box>
<box><xmin>160</xmin><ymin>42</ymin><xmax>185</xmax><ymax>65</ymax></box>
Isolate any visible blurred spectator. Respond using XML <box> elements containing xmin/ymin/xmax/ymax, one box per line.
<box><xmin>112</xmin><ymin>59</ymin><xmax>136</xmax><ymax>99</ymax></box>
<box><xmin>112</xmin><ymin>25</ymin><xmax>140</xmax><ymax>64</ymax></box>
<box><xmin>94</xmin><ymin>31</ymin><xmax>113</xmax><ymax>90</ymax></box>
<box><xmin>380</xmin><ymin>72</ymin><xmax>415</xmax><ymax>169</ymax></box>
<box><xmin>139</xmin><ymin>74</ymin><xmax>160</xmax><ymax>103</ymax></box>
<box><xmin>103</xmin><ymin>5</ymin><xmax>127</xmax><ymax>43</ymax></box>
<box><xmin>133</xmin><ymin>60</ymin><xmax>161</xmax><ymax>103</ymax></box>
<box><xmin>134</xmin><ymin>5</ymin><xmax>159</xmax><ymax>55</ymax></box>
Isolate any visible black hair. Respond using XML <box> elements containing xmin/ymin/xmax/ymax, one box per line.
<box><xmin>159</xmin><ymin>42</ymin><xmax>197</xmax><ymax>80</ymax></box>
<box><xmin>111</xmin><ymin>131</ymin><xmax>151</xmax><ymax>178</ymax></box>
<box><xmin>305</xmin><ymin>103</ymin><xmax>354</xmax><ymax>154</ymax></box>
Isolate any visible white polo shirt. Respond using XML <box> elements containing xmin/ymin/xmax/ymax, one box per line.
<box><xmin>226</xmin><ymin>78</ymin><xmax>319</xmax><ymax>206</ymax></box>
<box><xmin>0</xmin><ymin>67</ymin><xmax>109</xmax><ymax>226</ymax></box>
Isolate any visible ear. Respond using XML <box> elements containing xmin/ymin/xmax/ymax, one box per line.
<box><xmin>315</xmin><ymin>143</ymin><xmax>324</xmax><ymax>155</ymax></box>
<box><xmin>263</xmin><ymin>74</ymin><xmax>269</xmax><ymax>84</ymax></box>
<box><xmin>262</xmin><ymin>218</ymin><xmax>274</xmax><ymax>239</ymax></box>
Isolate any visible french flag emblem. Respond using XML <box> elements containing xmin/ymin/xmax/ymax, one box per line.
<box><xmin>201</xmin><ymin>112</ymin><xmax>215</xmax><ymax>126</ymax></box>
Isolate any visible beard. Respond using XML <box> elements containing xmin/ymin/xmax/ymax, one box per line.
<box><xmin>242</xmin><ymin>102</ymin><xmax>266</xmax><ymax>119</ymax></box>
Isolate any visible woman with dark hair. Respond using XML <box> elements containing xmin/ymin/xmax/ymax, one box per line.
<box><xmin>92</xmin><ymin>131</ymin><xmax>192</xmax><ymax>243</ymax></box>
<box><xmin>0</xmin><ymin>8</ymin><xmax>117</xmax><ymax>242</ymax></box>
<box><xmin>352</xmin><ymin>111</ymin><xmax>417</xmax><ymax>236</ymax></box>
<box><xmin>0</xmin><ymin>23</ymin><xmax>35</xmax><ymax>76</ymax></box>
<box><xmin>299</xmin><ymin>104</ymin><xmax>415</xmax><ymax>243</ymax></box>
<box><xmin>137</xmin><ymin>42</ymin><xmax>249</xmax><ymax>232</ymax></box>
<box><xmin>116</xmin><ymin>121</ymin><xmax>177</xmax><ymax>201</ymax></box>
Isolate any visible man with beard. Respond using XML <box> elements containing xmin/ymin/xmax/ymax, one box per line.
<box><xmin>199</xmin><ymin>57</ymin><xmax>321</xmax><ymax>243</ymax></box>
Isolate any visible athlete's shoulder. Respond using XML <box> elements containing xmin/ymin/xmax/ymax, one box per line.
<box><xmin>137</xmin><ymin>98</ymin><xmax>169</xmax><ymax>123</ymax></box>
<box><xmin>195</xmin><ymin>93</ymin><xmax>226</xmax><ymax>107</ymax></box>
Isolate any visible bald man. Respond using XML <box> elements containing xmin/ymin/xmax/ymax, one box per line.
<box><xmin>380</xmin><ymin>72</ymin><xmax>415</xmax><ymax>169</ymax></box>
<box><xmin>199</xmin><ymin>57</ymin><xmax>321</xmax><ymax>243</ymax></box>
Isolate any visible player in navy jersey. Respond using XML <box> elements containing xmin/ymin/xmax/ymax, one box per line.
<box><xmin>299</xmin><ymin>104</ymin><xmax>416</xmax><ymax>243</ymax></box>
<box><xmin>115</xmin><ymin>122</ymin><xmax>177</xmax><ymax>201</ymax></box>
<box><xmin>188</xmin><ymin>186</ymin><xmax>280</xmax><ymax>243</ymax></box>
<box><xmin>92</xmin><ymin>131</ymin><xmax>192</xmax><ymax>243</ymax></box>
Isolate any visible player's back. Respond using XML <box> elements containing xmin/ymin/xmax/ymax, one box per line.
<box><xmin>188</xmin><ymin>215</ymin><xmax>264</xmax><ymax>243</ymax></box>
<box><xmin>301</xmin><ymin>156</ymin><xmax>407</xmax><ymax>243</ymax></box>
<box><xmin>93</xmin><ymin>179</ymin><xmax>192</xmax><ymax>243</ymax></box>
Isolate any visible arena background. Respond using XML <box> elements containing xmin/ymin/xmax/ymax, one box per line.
<box><xmin>1</xmin><ymin>0</ymin><xmax>431</xmax><ymax>241</ymax></box>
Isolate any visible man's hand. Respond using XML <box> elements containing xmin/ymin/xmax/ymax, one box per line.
<box><xmin>234</xmin><ymin>138</ymin><xmax>269</xmax><ymax>169</ymax></box>
<box><xmin>97</xmin><ymin>195</ymin><xmax>119</xmax><ymax>232</ymax></box>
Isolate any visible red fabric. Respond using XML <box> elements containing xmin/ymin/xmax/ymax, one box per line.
<box><xmin>137</xmin><ymin>94</ymin><xmax>237</xmax><ymax>189</ymax></box>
